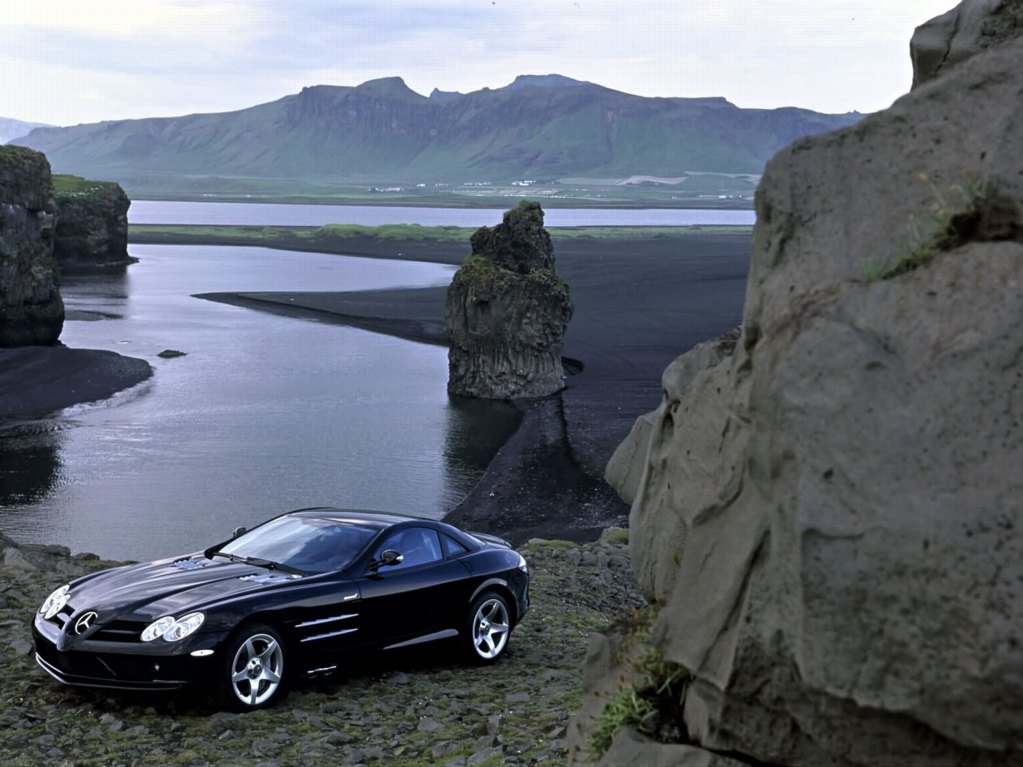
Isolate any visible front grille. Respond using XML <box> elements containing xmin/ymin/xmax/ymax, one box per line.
<box><xmin>93</xmin><ymin>620</ymin><xmax>146</xmax><ymax>643</ymax></box>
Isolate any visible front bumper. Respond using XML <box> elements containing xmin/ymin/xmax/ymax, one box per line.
<box><xmin>33</xmin><ymin>618</ymin><xmax>225</xmax><ymax>692</ymax></box>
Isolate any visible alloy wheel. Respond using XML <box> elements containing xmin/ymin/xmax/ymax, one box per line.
<box><xmin>471</xmin><ymin>596</ymin><xmax>510</xmax><ymax>660</ymax></box>
<box><xmin>229</xmin><ymin>631</ymin><xmax>284</xmax><ymax>707</ymax></box>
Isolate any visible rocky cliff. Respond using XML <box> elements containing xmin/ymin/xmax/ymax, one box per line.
<box><xmin>0</xmin><ymin>145</ymin><xmax>63</xmax><ymax>346</ymax></box>
<box><xmin>570</xmin><ymin>1</ymin><xmax>1023</xmax><ymax>764</ymax></box>
<box><xmin>52</xmin><ymin>175</ymin><xmax>131</xmax><ymax>270</ymax></box>
<box><xmin>446</xmin><ymin>201</ymin><xmax>573</xmax><ymax>399</ymax></box>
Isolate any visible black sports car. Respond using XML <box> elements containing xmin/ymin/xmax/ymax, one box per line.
<box><xmin>33</xmin><ymin>508</ymin><xmax>529</xmax><ymax>710</ymax></box>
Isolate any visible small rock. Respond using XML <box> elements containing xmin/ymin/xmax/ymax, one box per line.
<box><xmin>475</xmin><ymin>734</ymin><xmax>498</xmax><ymax>749</ymax></box>
<box><xmin>431</xmin><ymin>741</ymin><xmax>457</xmax><ymax>759</ymax></box>
<box><xmin>325</xmin><ymin>731</ymin><xmax>355</xmax><ymax>747</ymax></box>
<box><xmin>3</xmin><ymin>549</ymin><xmax>36</xmax><ymax>571</ymax></box>
<box><xmin>157</xmin><ymin>349</ymin><xmax>186</xmax><ymax>359</ymax></box>
<box><xmin>505</xmin><ymin>691</ymin><xmax>530</xmax><ymax>704</ymax></box>
<box><xmin>418</xmin><ymin>716</ymin><xmax>444</xmax><ymax>733</ymax></box>
<box><xmin>11</xmin><ymin>638</ymin><xmax>33</xmax><ymax>656</ymax></box>
<box><xmin>251</xmin><ymin>738</ymin><xmax>279</xmax><ymax>756</ymax></box>
<box><xmin>467</xmin><ymin>747</ymin><xmax>502</xmax><ymax>766</ymax></box>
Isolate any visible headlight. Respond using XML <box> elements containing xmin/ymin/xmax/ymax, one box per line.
<box><xmin>141</xmin><ymin>616</ymin><xmax>176</xmax><ymax>642</ymax></box>
<box><xmin>164</xmin><ymin>612</ymin><xmax>205</xmax><ymax>642</ymax></box>
<box><xmin>517</xmin><ymin>554</ymin><xmax>528</xmax><ymax>574</ymax></box>
<box><xmin>40</xmin><ymin>584</ymin><xmax>71</xmax><ymax>619</ymax></box>
<box><xmin>142</xmin><ymin>612</ymin><xmax>205</xmax><ymax>642</ymax></box>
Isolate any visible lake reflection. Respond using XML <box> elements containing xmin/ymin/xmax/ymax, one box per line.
<box><xmin>0</xmin><ymin>423</ymin><xmax>64</xmax><ymax>507</ymax></box>
<box><xmin>0</xmin><ymin>244</ymin><xmax>519</xmax><ymax>560</ymax></box>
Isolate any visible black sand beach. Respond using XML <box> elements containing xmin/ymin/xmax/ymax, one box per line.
<box><xmin>199</xmin><ymin>233</ymin><xmax>752</xmax><ymax>542</ymax></box>
<box><xmin>0</xmin><ymin>345</ymin><xmax>152</xmax><ymax>420</ymax></box>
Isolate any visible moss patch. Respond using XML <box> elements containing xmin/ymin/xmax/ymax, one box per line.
<box><xmin>868</xmin><ymin>176</ymin><xmax>1021</xmax><ymax>281</ymax></box>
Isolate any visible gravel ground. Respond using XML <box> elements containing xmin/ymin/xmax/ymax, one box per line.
<box><xmin>0</xmin><ymin>531</ymin><xmax>644</xmax><ymax>767</ymax></box>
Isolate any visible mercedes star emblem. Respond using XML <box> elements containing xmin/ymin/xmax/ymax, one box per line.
<box><xmin>74</xmin><ymin>611</ymin><xmax>98</xmax><ymax>635</ymax></box>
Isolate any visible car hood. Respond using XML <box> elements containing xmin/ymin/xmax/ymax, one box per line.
<box><xmin>68</xmin><ymin>554</ymin><xmax>303</xmax><ymax>619</ymax></box>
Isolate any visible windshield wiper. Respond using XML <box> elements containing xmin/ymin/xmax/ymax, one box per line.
<box><xmin>208</xmin><ymin>551</ymin><xmax>304</xmax><ymax>575</ymax></box>
<box><xmin>209</xmin><ymin>551</ymin><xmax>247</xmax><ymax>564</ymax></box>
<box><xmin>242</xmin><ymin>557</ymin><xmax>305</xmax><ymax>576</ymax></box>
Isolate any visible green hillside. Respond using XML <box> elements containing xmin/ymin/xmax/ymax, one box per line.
<box><xmin>15</xmin><ymin>75</ymin><xmax>861</xmax><ymax>204</ymax></box>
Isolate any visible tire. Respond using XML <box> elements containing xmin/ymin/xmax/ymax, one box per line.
<box><xmin>220</xmin><ymin>623</ymin><xmax>287</xmax><ymax>711</ymax></box>
<box><xmin>466</xmin><ymin>592</ymin><xmax>511</xmax><ymax>664</ymax></box>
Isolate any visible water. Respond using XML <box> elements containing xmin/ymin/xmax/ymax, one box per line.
<box><xmin>129</xmin><ymin>200</ymin><xmax>755</xmax><ymax>228</ymax></box>
<box><xmin>3</xmin><ymin>202</ymin><xmax>753</xmax><ymax>562</ymax></box>
<box><xmin>0</xmin><ymin>244</ymin><xmax>520</xmax><ymax>561</ymax></box>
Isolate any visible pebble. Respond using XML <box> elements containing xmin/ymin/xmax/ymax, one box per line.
<box><xmin>325</xmin><ymin>731</ymin><xmax>355</xmax><ymax>746</ymax></box>
<box><xmin>417</xmin><ymin>716</ymin><xmax>445</xmax><ymax>733</ymax></box>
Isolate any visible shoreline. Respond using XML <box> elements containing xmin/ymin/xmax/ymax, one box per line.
<box><xmin>125</xmin><ymin>193</ymin><xmax>755</xmax><ymax>210</ymax></box>
<box><xmin>2</xmin><ymin>229</ymin><xmax>750</xmax><ymax>549</ymax></box>
<box><xmin>0</xmin><ymin>345</ymin><xmax>153</xmax><ymax>421</ymax></box>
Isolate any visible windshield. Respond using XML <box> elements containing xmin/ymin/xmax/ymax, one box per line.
<box><xmin>217</xmin><ymin>516</ymin><xmax>377</xmax><ymax>574</ymax></box>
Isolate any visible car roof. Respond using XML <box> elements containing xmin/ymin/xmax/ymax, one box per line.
<box><xmin>286</xmin><ymin>507</ymin><xmax>436</xmax><ymax>532</ymax></box>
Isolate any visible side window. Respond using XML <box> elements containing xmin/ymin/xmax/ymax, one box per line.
<box><xmin>374</xmin><ymin>527</ymin><xmax>442</xmax><ymax>570</ymax></box>
<box><xmin>443</xmin><ymin>534</ymin><xmax>469</xmax><ymax>558</ymax></box>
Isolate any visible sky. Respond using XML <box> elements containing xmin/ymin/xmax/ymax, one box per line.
<box><xmin>1</xmin><ymin>0</ymin><xmax>957</xmax><ymax>127</ymax></box>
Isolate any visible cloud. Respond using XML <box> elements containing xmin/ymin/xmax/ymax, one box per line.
<box><xmin>0</xmin><ymin>0</ymin><xmax>955</xmax><ymax>125</ymax></box>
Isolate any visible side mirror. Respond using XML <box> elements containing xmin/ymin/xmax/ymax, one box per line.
<box><xmin>369</xmin><ymin>549</ymin><xmax>404</xmax><ymax>572</ymax></box>
<box><xmin>231</xmin><ymin>526</ymin><xmax>247</xmax><ymax>538</ymax></box>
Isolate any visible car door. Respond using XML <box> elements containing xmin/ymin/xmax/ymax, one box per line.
<box><xmin>354</xmin><ymin>526</ymin><xmax>471</xmax><ymax>649</ymax></box>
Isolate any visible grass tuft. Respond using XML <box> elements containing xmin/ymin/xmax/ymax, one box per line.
<box><xmin>864</xmin><ymin>175</ymin><xmax>1015</xmax><ymax>282</ymax></box>
<box><xmin>589</xmin><ymin>607</ymin><xmax>690</xmax><ymax>759</ymax></box>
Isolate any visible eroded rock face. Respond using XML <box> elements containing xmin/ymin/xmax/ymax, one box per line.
<box><xmin>52</xmin><ymin>175</ymin><xmax>131</xmax><ymax>270</ymax></box>
<box><xmin>911</xmin><ymin>0</ymin><xmax>1023</xmax><ymax>88</ymax></box>
<box><xmin>0</xmin><ymin>146</ymin><xmax>63</xmax><ymax>347</ymax></box>
<box><xmin>446</xmin><ymin>201</ymin><xmax>572</xmax><ymax>398</ymax></box>
<box><xmin>571</xmin><ymin>1</ymin><xmax>1023</xmax><ymax>764</ymax></box>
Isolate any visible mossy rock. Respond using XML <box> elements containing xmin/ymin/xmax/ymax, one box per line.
<box><xmin>0</xmin><ymin>145</ymin><xmax>53</xmax><ymax>210</ymax></box>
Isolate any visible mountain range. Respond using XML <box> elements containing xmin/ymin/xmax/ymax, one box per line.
<box><xmin>0</xmin><ymin>117</ymin><xmax>49</xmax><ymax>145</ymax></box>
<box><xmin>13</xmin><ymin>75</ymin><xmax>862</xmax><ymax>201</ymax></box>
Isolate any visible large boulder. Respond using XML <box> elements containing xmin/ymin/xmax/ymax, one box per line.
<box><xmin>911</xmin><ymin>0</ymin><xmax>1023</xmax><ymax>87</ymax></box>
<box><xmin>446</xmin><ymin>201</ymin><xmax>573</xmax><ymax>398</ymax></box>
<box><xmin>52</xmin><ymin>175</ymin><xmax>131</xmax><ymax>270</ymax></box>
<box><xmin>0</xmin><ymin>145</ymin><xmax>63</xmax><ymax>346</ymax></box>
<box><xmin>570</xmin><ymin>1</ymin><xmax>1023</xmax><ymax>764</ymax></box>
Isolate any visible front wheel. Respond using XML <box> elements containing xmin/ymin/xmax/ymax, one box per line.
<box><xmin>466</xmin><ymin>592</ymin><xmax>511</xmax><ymax>664</ymax></box>
<box><xmin>220</xmin><ymin>623</ymin><xmax>287</xmax><ymax>710</ymax></box>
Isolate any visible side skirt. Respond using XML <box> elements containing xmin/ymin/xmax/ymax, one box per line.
<box><xmin>382</xmin><ymin>629</ymin><xmax>458</xmax><ymax>651</ymax></box>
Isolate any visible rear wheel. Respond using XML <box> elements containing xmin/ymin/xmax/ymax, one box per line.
<box><xmin>466</xmin><ymin>592</ymin><xmax>511</xmax><ymax>664</ymax></box>
<box><xmin>220</xmin><ymin>623</ymin><xmax>287</xmax><ymax>710</ymax></box>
